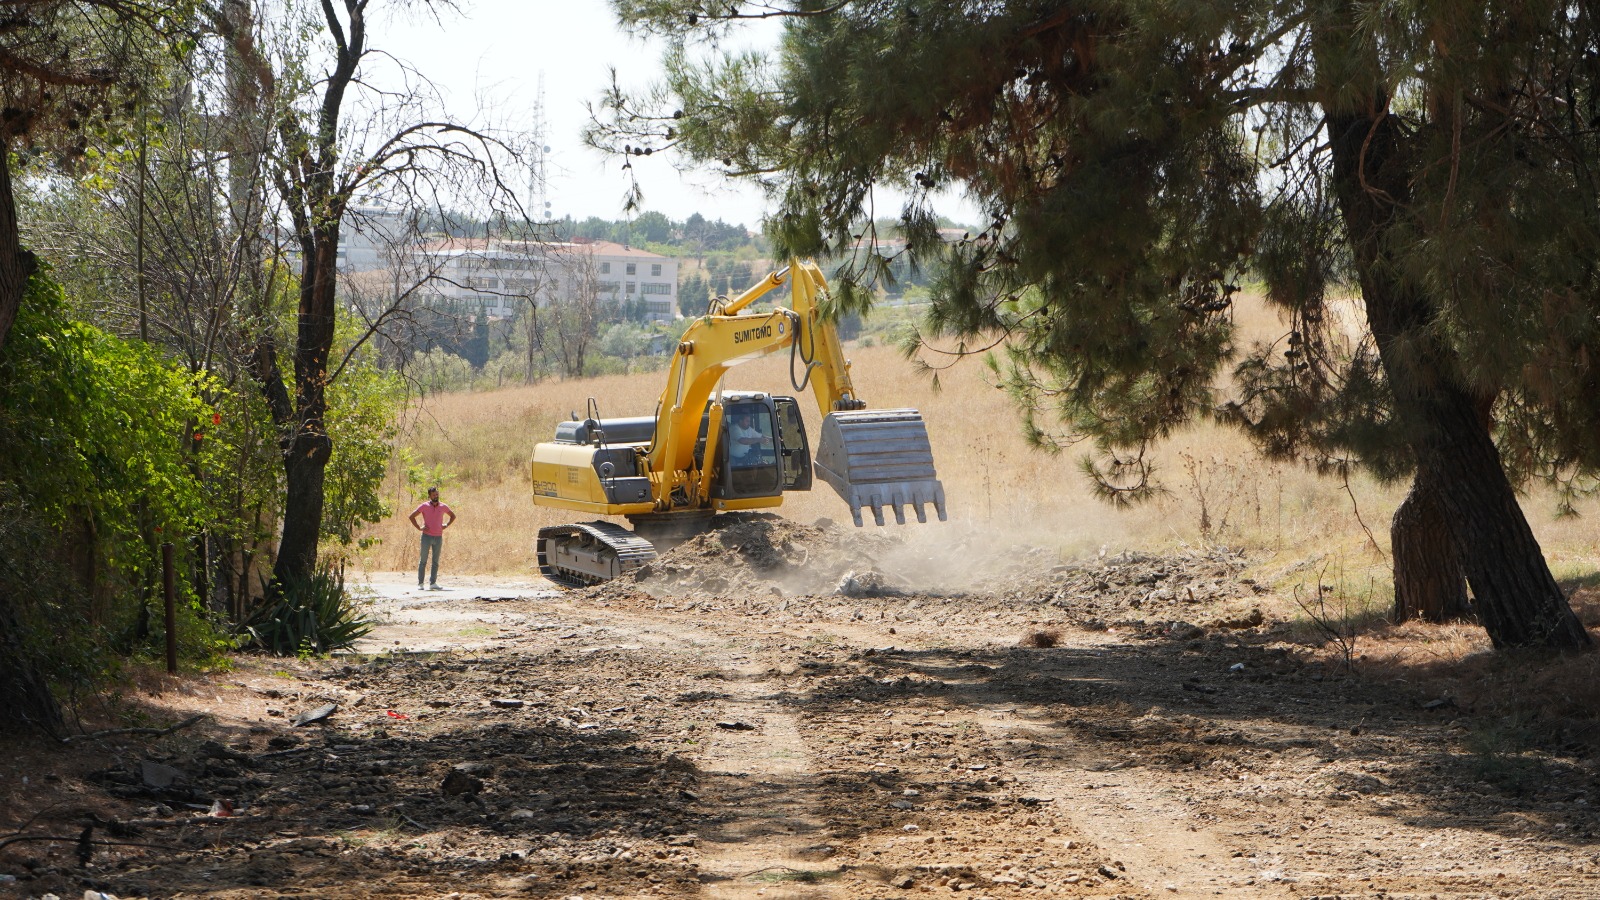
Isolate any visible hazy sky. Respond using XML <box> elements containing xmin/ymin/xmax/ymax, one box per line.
<box><xmin>376</xmin><ymin>1</ymin><xmax>977</xmax><ymax>231</ymax></box>
<box><xmin>378</xmin><ymin>0</ymin><xmax>775</xmax><ymax>228</ymax></box>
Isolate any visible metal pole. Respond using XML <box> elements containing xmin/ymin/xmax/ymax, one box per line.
<box><xmin>162</xmin><ymin>542</ymin><xmax>177</xmax><ymax>675</ymax></box>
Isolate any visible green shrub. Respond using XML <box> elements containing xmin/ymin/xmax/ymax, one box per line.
<box><xmin>239</xmin><ymin>564</ymin><xmax>372</xmax><ymax>655</ymax></box>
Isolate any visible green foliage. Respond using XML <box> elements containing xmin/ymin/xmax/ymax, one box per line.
<box><xmin>400</xmin><ymin>450</ymin><xmax>458</xmax><ymax>501</ymax></box>
<box><xmin>0</xmin><ymin>493</ymin><xmax>119</xmax><ymax>709</ymax></box>
<box><xmin>556</xmin><ymin>211</ymin><xmax>757</xmax><ymax>251</ymax></box>
<box><xmin>0</xmin><ymin>272</ymin><xmax>212</xmax><ymax>566</ymax></box>
<box><xmin>0</xmin><ymin>271</ymin><xmax>229</xmax><ymax>693</ymax></box>
<box><xmin>604</xmin><ymin>0</ymin><xmax>1600</xmax><ymax>499</ymax></box>
<box><xmin>323</xmin><ymin>358</ymin><xmax>402</xmax><ymax>550</ymax></box>
<box><xmin>238</xmin><ymin>563</ymin><xmax>371</xmax><ymax>656</ymax></box>
<box><xmin>678</xmin><ymin>271</ymin><xmax>710</xmax><ymax>316</ymax></box>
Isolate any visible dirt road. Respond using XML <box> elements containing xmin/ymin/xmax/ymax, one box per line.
<box><xmin>3</xmin><ymin>530</ymin><xmax>1598</xmax><ymax>899</ymax></box>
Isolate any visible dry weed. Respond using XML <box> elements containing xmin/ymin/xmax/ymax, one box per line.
<box><xmin>1019</xmin><ymin>629</ymin><xmax>1062</xmax><ymax>649</ymax></box>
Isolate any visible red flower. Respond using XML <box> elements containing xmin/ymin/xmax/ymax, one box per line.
<box><xmin>212</xmin><ymin>412</ymin><xmax>222</xmax><ymax>425</ymax></box>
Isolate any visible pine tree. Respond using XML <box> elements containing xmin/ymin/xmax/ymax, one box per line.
<box><xmin>598</xmin><ymin>0</ymin><xmax>1600</xmax><ymax>650</ymax></box>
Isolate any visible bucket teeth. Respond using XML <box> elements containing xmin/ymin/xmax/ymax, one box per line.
<box><xmin>815</xmin><ymin>409</ymin><xmax>949</xmax><ymax>528</ymax></box>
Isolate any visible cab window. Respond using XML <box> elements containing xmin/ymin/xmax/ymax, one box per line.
<box><xmin>720</xmin><ymin>403</ymin><xmax>780</xmax><ymax>497</ymax></box>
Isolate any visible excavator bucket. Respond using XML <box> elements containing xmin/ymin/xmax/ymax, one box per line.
<box><xmin>814</xmin><ymin>409</ymin><xmax>949</xmax><ymax>527</ymax></box>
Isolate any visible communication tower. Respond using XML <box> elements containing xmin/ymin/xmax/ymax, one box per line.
<box><xmin>530</xmin><ymin>72</ymin><xmax>552</xmax><ymax>222</ymax></box>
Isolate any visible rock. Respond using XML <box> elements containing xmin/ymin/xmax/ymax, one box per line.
<box><xmin>892</xmin><ymin>874</ymin><xmax>914</xmax><ymax>889</ymax></box>
<box><xmin>140</xmin><ymin>761</ymin><xmax>188</xmax><ymax>790</ymax></box>
<box><xmin>508</xmin><ymin>808</ymin><xmax>538</xmax><ymax>820</ymax></box>
<box><xmin>890</xmin><ymin>800</ymin><xmax>915</xmax><ymax>810</ymax></box>
<box><xmin>1211</xmin><ymin>608</ymin><xmax>1265</xmax><ymax>630</ymax></box>
<box><xmin>490</xmin><ymin>698</ymin><xmax>525</xmax><ymax>709</ymax></box>
<box><xmin>440</xmin><ymin>770</ymin><xmax>483</xmax><ymax>796</ymax></box>
<box><xmin>836</xmin><ymin>570</ymin><xmax>903</xmax><ymax>597</ymax></box>
<box><xmin>453</xmin><ymin>761</ymin><xmax>495</xmax><ymax>778</ymax></box>
<box><xmin>714</xmin><ymin>721</ymin><xmax>755</xmax><ymax>731</ymax></box>
<box><xmin>1166</xmin><ymin>621</ymin><xmax>1204</xmax><ymax>640</ymax></box>
<box><xmin>1098</xmin><ymin>864</ymin><xmax>1120</xmax><ymax>879</ymax></box>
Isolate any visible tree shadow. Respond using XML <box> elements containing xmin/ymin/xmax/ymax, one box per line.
<box><xmin>768</xmin><ymin>636</ymin><xmax>1600</xmax><ymax>848</ymax></box>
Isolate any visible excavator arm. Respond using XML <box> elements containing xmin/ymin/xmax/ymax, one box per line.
<box><xmin>647</xmin><ymin>259</ymin><xmax>947</xmax><ymax>526</ymax></box>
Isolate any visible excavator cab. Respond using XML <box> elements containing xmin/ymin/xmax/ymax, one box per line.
<box><xmin>712</xmin><ymin>395</ymin><xmax>813</xmax><ymax>500</ymax></box>
<box><xmin>719</xmin><ymin>399</ymin><xmax>781</xmax><ymax>498</ymax></box>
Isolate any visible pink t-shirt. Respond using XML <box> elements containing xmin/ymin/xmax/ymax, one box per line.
<box><xmin>411</xmin><ymin>501</ymin><xmax>453</xmax><ymax>536</ymax></box>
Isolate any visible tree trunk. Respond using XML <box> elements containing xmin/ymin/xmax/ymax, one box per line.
<box><xmin>270</xmin><ymin>226</ymin><xmax>339</xmax><ymax>588</ymax></box>
<box><xmin>0</xmin><ymin>141</ymin><xmax>37</xmax><ymax>352</ymax></box>
<box><xmin>1325</xmin><ymin>99</ymin><xmax>1591</xmax><ymax>651</ymax></box>
<box><xmin>0</xmin><ymin>139</ymin><xmax>59</xmax><ymax>731</ymax></box>
<box><xmin>272</xmin><ymin>427</ymin><xmax>332</xmax><ymax>586</ymax></box>
<box><xmin>1421</xmin><ymin>390</ymin><xmax>1589</xmax><ymax>647</ymax></box>
<box><xmin>1391</xmin><ymin>465</ymin><xmax>1470</xmax><ymax>623</ymax></box>
<box><xmin>0</xmin><ymin>598</ymin><xmax>62</xmax><ymax>733</ymax></box>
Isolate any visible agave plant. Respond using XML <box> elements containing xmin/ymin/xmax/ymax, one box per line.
<box><xmin>239</xmin><ymin>564</ymin><xmax>372</xmax><ymax>656</ymax></box>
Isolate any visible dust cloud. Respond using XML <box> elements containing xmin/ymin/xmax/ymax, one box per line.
<box><xmin>613</xmin><ymin>513</ymin><xmax>1114</xmax><ymax>600</ymax></box>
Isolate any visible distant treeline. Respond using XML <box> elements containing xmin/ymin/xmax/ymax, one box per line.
<box><xmin>419</xmin><ymin>209</ymin><xmax>761</xmax><ymax>255</ymax></box>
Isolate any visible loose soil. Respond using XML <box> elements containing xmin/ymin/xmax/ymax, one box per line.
<box><xmin>2</xmin><ymin>514</ymin><xmax>1597</xmax><ymax>899</ymax></box>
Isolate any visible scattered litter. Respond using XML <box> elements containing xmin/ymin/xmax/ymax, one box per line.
<box><xmin>291</xmin><ymin>703</ymin><xmax>338</xmax><ymax>727</ymax></box>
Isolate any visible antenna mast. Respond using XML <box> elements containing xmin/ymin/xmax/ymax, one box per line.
<box><xmin>530</xmin><ymin>71</ymin><xmax>551</xmax><ymax>223</ymax></box>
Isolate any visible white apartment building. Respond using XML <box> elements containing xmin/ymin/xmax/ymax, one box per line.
<box><xmin>336</xmin><ymin>205</ymin><xmax>412</xmax><ymax>273</ymax></box>
<box><xmin>411</xmin><ymin>237</ymin><xmax>679</xmax><ymax>322</ymax></box>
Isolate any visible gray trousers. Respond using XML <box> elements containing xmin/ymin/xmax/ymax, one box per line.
<box><xmin>418</xmin><ymin>534</ymin><xmax>442</xmax><ymax>585</ymax></box>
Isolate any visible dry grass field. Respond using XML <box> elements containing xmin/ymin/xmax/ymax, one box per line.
<box><xmin>359</xmin><ymin>299</ymin><xmax>1600</xmax><ymax>601</ymax></box>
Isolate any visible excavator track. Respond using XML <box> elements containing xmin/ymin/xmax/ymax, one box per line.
<box><xmin>536</xmin><ymin>521</ymin><xmax>657</xmax><ymax>588</ymax></box>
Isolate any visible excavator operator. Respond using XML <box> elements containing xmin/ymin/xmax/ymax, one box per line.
<box><xmin>728</xmin><ymin>409</ymin><xmax>774</xmax><ymax>466</ymax></box>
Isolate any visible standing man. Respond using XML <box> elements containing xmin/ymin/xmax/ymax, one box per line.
<box><xmin>409</xmin><ymin>487</ymin><xmax>456</xmax><ymax>590</ymax></box>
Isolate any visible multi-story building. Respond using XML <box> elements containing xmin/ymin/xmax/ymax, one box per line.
<box><xmin>337</xmin><ymin>205</ymin><xmax>413</xmax><ymax>273</ymax></box>
<box><xmin>406</xmin><ymin>237</ymin><xmax>679</xmax><ymax>323</ymax></box>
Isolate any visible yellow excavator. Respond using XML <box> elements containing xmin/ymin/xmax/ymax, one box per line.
<box><xmin>530</xmin><ymin>259</ymin><xmax>947</xmax><ymax>586</ymax></box>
